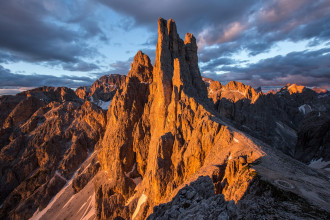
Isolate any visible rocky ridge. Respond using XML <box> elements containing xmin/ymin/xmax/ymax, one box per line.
<box><xmin>75</xmin><ymin>74</ymin><xmax>126</xmax><ymax>109</ymax></box>
<box><xmin>204</xmin><ymin>78</ymin><xmax>330</xmax><ymax>162</ymax></box>
<box><xmin>0</xmin><ymin>87</ymin><xmax>106</xmax><ymax>219</ymax></box>
<box><xmin>94</xmin><ymin>18</ymin><xmax>330</xmax><ymax>219</ymax></box>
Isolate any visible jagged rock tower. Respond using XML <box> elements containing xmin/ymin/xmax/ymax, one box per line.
<box><xmin>95</xmin><ymin>18</ymin><xmax>330</xmax><ymax>219</ymax></box>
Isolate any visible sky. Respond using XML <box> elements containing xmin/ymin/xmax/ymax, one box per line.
<box><xmin>0</xmin><ymin>0</ymin><xmax>329</xmax><ymax>95</ymax></box>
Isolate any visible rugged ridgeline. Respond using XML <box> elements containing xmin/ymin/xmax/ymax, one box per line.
<box><xmin>0</xmin><ymin>87</ymin><xmax>107</xmax><ymax>219</ymax></box>
<box><xmin>0</xmin><ymin>18</ymin><xmax>329</xmax><ymax>220</ymax></box>
<box><xmin>75</xmin><ymin>74</ymin><xmax>126</xmax><ymax>102</ymax></box>
<box><xmin>94</xmin><ymin>18</ymin><xmax>330</xmax><ymax>219</ymax></box>
<box><xmin>76</xmin><ymin>74</ymin><xmax>126</xmax><ymax>110</ymax></box>
<box><xmin>204</xmin><ymin>78</ymin><xmax>330</xmax><ymax>164</ymax></box>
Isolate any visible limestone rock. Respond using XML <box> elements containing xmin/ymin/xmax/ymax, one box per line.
<box><xmin>128</xmin><ymin>50</ymin><xmax>153</xmax><ymax>83</ymax></box>
<box><xmin>75</xmin><ymin>74</ymin><xmax>126</xmax><ymax>105</ymax></box>
<box><xmin>148</xmin><ymin>176</ymin><xmax>238</xmax><ymax>220</ymax></box>
<box><xmin>204</xmin><ymin>78</ymin><xmax>330</xmax><ymax>159</ymax></box>
<box><xmin>95</xmin><ymin>18</ymin><xmax>330</xmax><ymax>220</ymax></box>
<box><xmin>0</xmin><ymin>87</ymin><xmax>106</xmax><ymax>219</ymax></box>
<box><xmin>294</xmin><ymin>111</ymin><xmax>330</xmax><ymax>163</ymax></box>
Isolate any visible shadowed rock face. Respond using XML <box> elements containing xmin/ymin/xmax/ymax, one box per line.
<box><xmin>0</xmin><ymin>87</ymin><xmax>106</xmax><ymax>219</ymax></box>
<box><xmin>95</xmin><ymin>18</ymin><xmax>330</xmax><ymax>220</ymax></box>
<box><xmin>294</xmin><ymin>111</ymin><xmax>330</xmax><ymax>163</ymax></box>
<box><xmin>204</xmin><ymin>78</ymin><xmax>330</xmax><ymax>160</ymax></box>
<box><xmin>147</xmin><ymin>176</ymin><xmax>239</xmax><ymax>220</ymax></box>
<box><xmin>75</xmin><ymin>74</ymin><xmax>126</xmax><ymax>102</ymax></box>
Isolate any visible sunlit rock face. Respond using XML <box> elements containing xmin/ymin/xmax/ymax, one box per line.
<box><xmin>95</xmin><ymin>18</ymin><xmax>330</xmax><ymax>220</ymax></box>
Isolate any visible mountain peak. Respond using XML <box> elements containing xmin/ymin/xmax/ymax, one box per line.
<box><xmin>128</xmin><ymin>50</ymin><xmax>153</xmax><ymax>83</ymax></box>
<box><xmin>283</xmin><ymin>83</ymin><xmax>305</xmax><ymax>94</ymax></box>
<box><xmin>154</xmin><ymin>17</ymin><xmax>207</xmax><ymax>102</ymax></box>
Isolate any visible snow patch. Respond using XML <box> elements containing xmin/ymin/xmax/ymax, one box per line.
<box><xmin>275</xmin><ymin>121</ymin><xmax>284</xmax><ymax>128</ymax></box>
<box><xmin>79</xmin><ymin>192</ymin><xmax>95</xmax><ymax>220</ymax></box>
<box><xmin>78</xmin><ymin>201</ymin><xmax>88</xmax><ymax>213</ymax></box>
<box><xmin>30</xmin><ymin>180</ymin><xmax>72</xmax><ymax>220</ymax></box>
<box><xmin>309</xmin><ymin>158</ymin><xmax>330</xmax><ymax>169</ymax></box>
<box><xmin>81</xmin><ymin>163</ymin><xmax>91</xmax><ymax>174</ymax></box>
<box><xmin>55</xmin><ymin>171</ymin><xmax>67</xmax><ymax>182</ymax></box>
<box><xmin>63</xmin><ymin>195</ymin><xmax>75</xmax><ymax>208</ymax></box>
<box><xmin>298</xmin><ymin>104</ymin><xmax>312</xmax><ymax>114</ymax></box>
<box><xmin>233</xmin><ymin>138</ymin><xmax>239</xmax><ymax>143</ymax></box>
<box><xmin>125</xmin><ymin>194</ymin><xmax>136</xmax><ymax>206</ymax></box>
<box><xmin>89</xmin><ymin>97</ymin><xmax>112</xmax><ymax>110</ymax></box>
<box><xmin>132</xmin><ymin>193</ymin><xmax>147</xmax><ymax>220</ymax></box>
<box><xmin>30</xmin><ymin>152</ymin><xmax>95</xmax><ymax>220</ymax></box>
<box><xmin>96</xmin><ymin>100</ymin><xmax>112</xmax><ymax>110</ymax></box>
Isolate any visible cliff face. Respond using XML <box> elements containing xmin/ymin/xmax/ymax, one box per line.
<box><xmin>0</xmin><ymin>87</ymin><xmax>106</xmax><ymax>219</ymax></box>
<box><xmin>95</xmin><ymin>18</ymin><xmax>330</xmax><ymax>220</ymax></box>
<box><xmin>75</xmin><ymin>74</ymin><xmax>126</xmax><ymax>103</ymax></box>
<box><xmin>205</xmin><ymin>78</ymin><xmax>330</xmax><ymax>161</ymax></box>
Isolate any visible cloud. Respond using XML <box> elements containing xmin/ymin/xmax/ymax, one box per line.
<box><xmin>202</xmin><ymin>48</ymin><xmax>330</xmax><ymax>89</ymax></box>
<box><xmin>108</xmin><ymin>59</ymin><xmax>132</xmax><ymax>74</ymax></box>
<box><xmin>58</xmin><ymin>61</ymin><xmax>100</xmax><ymax>72</ymax></box>
<box><xmin>0</xmin><ymin>0</ymin><xmax>106</xmax><ymax>70</ymax></box>
<box><xmin>200</xmin><ymin>57</ymin><xmax>235</xmax><ymax>73</ymax></box>
<box><xmin>0</xmin><ymin>87</ymin><xmax>36</xmax><ymax>96</ymax></box>
<box><xmin>0</xmin><ymin>65</ymin><xmax>95</xmax><ymax>88</ymax></box>
<box><xmin>97</xmin><ymin>0</ymin><xmax>258</xmax><ymax>35</ymax></box>
<box><xmin>107</xmin><ymin>48</ymin><xmax>156</xmax><ymax>75</ymax></box>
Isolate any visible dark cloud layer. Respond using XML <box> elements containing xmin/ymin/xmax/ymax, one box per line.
<box><xmin>0</xmin><ymin>0</ymin><xmax>104</xmax><ymax>70</ymax></box>
<box><xmin>202</xmin><ymin>48</ymin><xmax>330</xmax><ymax>88</ymax></box>
<box><xmin>98</xmin><ymin>0</ymin><xmax>258</xmax><ymax>36</ymax></box>
<box><xmin>0</xmin><ymin>65</ymin><xmax>94</xmax><ymax>89</ymax></box>
<box><xmin>99</xmin><ymin>0</ymin><xmax>330</xmax><ymax>50</ymax></box>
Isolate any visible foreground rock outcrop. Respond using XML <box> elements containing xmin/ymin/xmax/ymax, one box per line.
<box><xmin>148</xmin><ymin>176</ymin><xmax>238</xmax><ymax>220</ymax></box>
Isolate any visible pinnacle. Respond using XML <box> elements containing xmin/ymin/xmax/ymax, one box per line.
<box><xmin>128</xmin><ymin>50</ymin><xmax>153</xmax><ymax>83</ymax></box>
<box><xmin>184</xmin><ymin>33</ymin><xmax>196</xmax><ymax>45</ymax></box>
<box><xmin>154</xmin><ymin>18</ymin><xmax>207</xmax><ymax>99</ymax></box>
